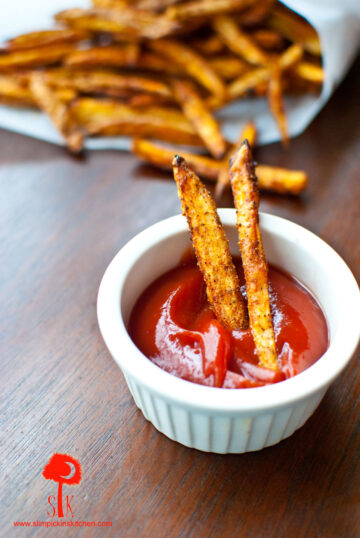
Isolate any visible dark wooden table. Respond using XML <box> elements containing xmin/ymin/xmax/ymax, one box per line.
<box><xmin>1</xmin><ymin>59</ymin><xmax>359</xmax><ymax>538</ymax></box>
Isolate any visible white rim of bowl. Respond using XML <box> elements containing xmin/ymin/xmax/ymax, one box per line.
<box><xmin>97</xmin><ymin>210</ymin><xmax>360</xmax><ymax>413</ymax></box>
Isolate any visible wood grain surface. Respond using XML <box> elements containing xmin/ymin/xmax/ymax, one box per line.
<box><xmin>1</xmin><ymin>58</ymin><xmax>359</xmax><ymax>538</ymax></box>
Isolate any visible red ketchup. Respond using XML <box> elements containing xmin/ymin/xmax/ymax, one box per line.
<box><xmin>129</xmin><ymin>257</ymin><xmax>329</xmax><ymax>389</ymax></box>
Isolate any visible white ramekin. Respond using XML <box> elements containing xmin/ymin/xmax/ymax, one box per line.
<box><xmin>97</xmin><ymin>210</ymin><xmax>360</xmax><ymax>453</ymax></box>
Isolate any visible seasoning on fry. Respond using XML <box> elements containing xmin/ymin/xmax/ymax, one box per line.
<box><xmin>230</xmin><ymin>141</ymin><xmax>278</xmax><ymax>370</ymax></box>
<box><xmin>172</xmin><ymin>155</ymin><xmax>248</xmax><ymax>330</ymax></box>
<box><xmin>172</xmin><ymin>79</ymin><xmax>226</xmax><ymax>159</ymax></box>
<box><xmin>30</xmin><ymin>73</ymin><xmax>84</xmax><ymax>153</ymax></box>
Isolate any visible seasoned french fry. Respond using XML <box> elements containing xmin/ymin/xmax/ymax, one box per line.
<box><xmin>55</xmin><ymin>8</ymin><xmax>133</xmax><ymax>35</ymax></box>
<box><xmin>0</xmin><ymin>73</ymin><xmax>35</xmax><ymax>107</ymax></box>
<box><xmin>228</xmin><ymin>43</ymin><xmax>302</xmax><ymax>99</ymax></box>
<box><xmin>172</xmin><ymin>155</ymin><xmax>247</xmax><ymax>331</ymax></box>
<box><xmin>166</xmin><ymin>0</ymin><xmax>256</xmax><ymax>21</ymax></box>
<box><xmin>44</xmin><ymin>69</ymin><xmax>172</xmax><ymax>98</ymax></box>
<box><xmin>149</xmin><ymin>39</ymin><xmax>227</xmax><ymax>98</ymax></box>
<box><xmin>172</xmin><ymin>79</ymin><xmax>226</xmax><ymax>159</ymax></box>
<box><xmin>268</xmin><ymin>5</ymin><xmax>321</xmax><ymax>56</ymax></box>
<box><xmin>237</xmin><ymin>0</ymin><xmax>274</xmax><ymax>27</ymax></box>
<box><xmin>292</xmin><ymin>61</ymin><xmax>324</xmax><ymax>83</ymax></box>
<box><xmin>71</xmin><ymin>98</ymin><xmax>202</xmax><ymax>144</ymax></box>
<box><xmin>208</xmin><ymin>56</ymin><xmax>247</xmax><ymax>80</ymax></box>
<box><xmin>30</xmin><ymin>73</ymin><xmax>84</xmax><ymax>153</ymax></box>
<box><xmin>228</xmin><ymin>66</ymin><xmax>269</xmax><ymax>100</ymax></box>
<box><xmin>268</xmin><ymin>64</ymin><xmax>288</xmax><ymax>146</ymax></box>
<box><xmin>0</xmin><ymin>45</ymin><xmax>75</xmax><ymax>70</ymax></box>
<box><xmin>136</xmin><ymin>0</ymin><xmax>182</xmax><ymax>10</ymax></box>
<box><xmin>213</xmin><ymin>15</ymin><xmax>268</xmax><ymax>65</ymax></box>
<box><xmin>215</xmin><ymin>121</ymin><xmax>256</xmax><ymax>197</ymax></box>
<box><xmin>7</xmin><ymin>29</ymin><xmax>89</xmax><ymax>51</ymax></box>
<box><xmin>55</xmin><ymin>7</ymin><xmax>179</xmax><ymax>40</ymax></box>
<box><xmin>191</xmin><ymin>35</ymin><xmax>225</xmax><ymax>56</ymax></box>
<box><xmin>230</xmin><ymin>141</ymin><xmax>278</xmax><ymax>370</ymax></box>
<box><xmin>64</xmin><ymin>45</ymin><xmax>139</xmax><ymax>68</ymax></box>
<box><xmin>256</xmin><ymin>165</ymin><xmax>307</xmax><ymax>194</ymax></box>
<box><xmin>250</xmin><ymin>29</ymin><xmax>285</xmax><ymax>51</ymax></box>
<box><xmin>133</xmin><ymin>138</ymin><xmax>220</xmax><ymax>180</ymax></box>
<box><xmin>132</xmin><ymin>138</ymin><xmax>308</xmax><ymax>194</ymax></box>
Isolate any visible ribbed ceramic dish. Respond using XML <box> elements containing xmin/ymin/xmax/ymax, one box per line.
<box><xmin>97</xmin><ymin>210</ymin><xmax>360</xmax><ymax>453</ymax></box>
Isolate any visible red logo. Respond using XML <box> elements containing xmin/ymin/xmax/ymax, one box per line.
<box><xmin>43</xmin><ymin>453</ymin><xmax>82</xmax><ymax>518</ymax></box>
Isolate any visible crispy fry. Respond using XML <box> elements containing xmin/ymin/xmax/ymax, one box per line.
<box><xmin>215</xmin><ymin>121</ymin><xmax>256</xmax><ymax>197</ymax></box>
<box><xmin>132</xmin><ymin>138</ymin><xmax>308</xmax><ymax>194</ymax></box>
<box><xmin>237</xmin><ymin>0</ymin><xmax>274</xmax><ymax>26</ymax></box>
<box><xmin>55</xmin><ymin>7</ymin><xmax>180</xmax><ymax>40</ymax></box>
<box><xmin>230</xmin><ymin>142</ymin><xmax>278</xmax><ymax>370</ymax></box>
<box><xmin>127</xmin><ymin>93</ymin><xmax>174</xmax><ymax>108</ymax></box>
<box><xmin>268</xmin><ymin>5</ymin><xmax>321</xmax><ymax>55</ymax></box>
<box><xmin>292</xmin><ymin>61</ymin><xmax>324</xmax><ymax>83</ymax></box>
<box><xmin>228</xmin><ymin>43</ymin><xmax>302</xmax><ymax>100</ymax></box>
<box><xmin>133</xmin><ymin>138</ymin><xmax>220</xmax><ymax>180</ymax></box>
<box><xmin>172</xmin><ymin>155</ymin><xmax>247</xmax><ymax>330</ymax></box>
<box><xmin>208</xmin><ymin>56</ymin><xmax>247</xmax><ymax>80</ymax></box>
<box><xmin>136</xmin><ymin>0</ymin><xmax>181</xmax><ymax>10</ymax></box>
<box><xmin>268</xmin><ymin>64</ymin><xmax>288</xmax><ymax>146</ymax></box>
<box><xmin>228</xmin><ymin>66</ymin><xmax>269</xmax><ymax>100</ymax></box>
<box><xmin>0</xmin><ymin>45</ymin><xmax>75</xmax><ymax>70</ymax></box>
<box><xmin>30</xmin><ymin>73</ymin><xmax>83</xmax><ymax>153</ymax></box>
<box><xmin>191</xmin><ymin>35</ymin><xmax>225</xmax><ymax>56</ymax></box>
<box><xmin>166</xmin><ymin>0</ymin><xmax>256</xmax><ymax>21</ymax></box>
<box><xmin>150</xmin><ymin>39</ymin><xmax>227</xmax><ymax>98</ymax></box>
<box><xmin>64</xmin><ymin>45</ymin><xmax>139</xmax><ymax>68</ymax></box>
<box><xmin>250</xmin><ymin>29</ymin><xmax>285</xmax><ymax>51</ymax></box>
<box><xmin>256</xmin><ymin>165</ymin><xmax>307</xmax><ymax>194</ymax></box>
<box><xmin>213</xmin><ymin>15</ymin><xmax>268</xmax><ymax>65</ymax></box>
<box><xmin>71</xmin><ymin>98</ymin><xmax>202</xmax><ymax>144</ymax></box>
<box><xmin>172</xmin><ymin>79</ymin><xmax>226</xmax><ymax>159</ymax></box>
<box><xmin>6</xmin><ymin>29</ymin><xmax>89</xmax><ymax>51</ymax></box>
<box><xmin>0</xmin><ymin>73</ymin><xmax>35</xmax><ymax>107</ymax></box>
<box><xmin>44</xmin><ymin>69</ymin><xmax>172</xmax><ymax>98</ymax></box>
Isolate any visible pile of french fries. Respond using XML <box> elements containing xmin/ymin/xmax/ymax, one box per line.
<box><xmin>0</xmin><ymin>0</ymin><xmax>323</xmax><ymax>195</ymax></box>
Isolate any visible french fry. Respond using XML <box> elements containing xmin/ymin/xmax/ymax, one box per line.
<box><xmin>256</xmin><ymin>165</ymin><xmax>307</xmax><ymax>194</ymax></box>
<box><xmin>149</xmin><ymin>39</ymin><xmax>227</xmax><ymax>98</ymax></box>
<box><xmin>230</xmin><ymin>141</ymin><xmax>278</xmax><ymax>370</ymax></box>
<box><xmin>208</xmin><ymin>56</ymin><xmax>248</xmax><ymax>80</ymax></box>
<box><xmin>6</xmin><ymin>29</ymin><xmax>89</xmax><ymax>51</ymax></box>
<box><xmin>237</xmin><ymin>0</ymin><xmax>274</xmax><ymax>27</ymax></box>
<box><xmin>267</xmin><ymin>64</ymin><xmax>288</xmax><ymax>146</ymax></box>
<box><xmin>213</xmin><ymin>15</ymin><xmax>268</xmax><ymax>65</ymax></box>
<box><xmin>250</xmin><ymin>29</ymin><xmax>285</xmax><ymax>51</ymax></box>
<box><xmin>268</xmin><ymin>5</ymin><xmax>321</xmax><ymax>56</ymax></box>
<box><xmin>44</xmin><ymin>69</ymin><xmax>172</xmax><ymax>98</ymax></box>
<box><xmin>172</xmin><ymin>155</ymin><xmax>247</xmax><ymax>331</ymax></box>
<box><xmin>30</xmin><ymin>73</ymin><xmax>84</xmax><ymax>153</ymax></box>
<box><xmin>228</xmin><ymin>43</ymin><xmax>302</xmax><ymax>99</ymax></box>
<box><xmin>228</xmin><ymin>66</ymin><xmax>269</xmax><ymax>100</ymax></box>
<box><xmin>0</xmin><ymin>73</ymin><xmax>35</xmax><ymax>107</ymax></box>
<box><xmin>172</xmin><ymin>79</ymin><xmax>226</xmax><ymax>159</ymax></box>
<box><xmin>136</xmin><ymin>0</ymin><xmax>182</xmax><ymax>10</ymax></box>
<box><xmin>166</xmin><ymin>0</ymin><xmax>256</xmax><ymax>21</ymax></box>
<box><xmin>0</xmin><ymin>45</ymin><xmax>75</xmax><ymax>70</ymax></box>
<box><xmin>64</xmin><ymin>45</ymin><xmax>139</xmax><ymax>68</ymax></box>
<box><xmin>55</xmin><ymin>7</ymin><xmax>179</xmax><ymax>40</ymax></box>
<box><xmin>132</xmin><ymin>138</ymin><xmax>308</xmax><ymax>195</ymax></box>
<box><xmin>292</xmin><ymin>61</ymin><xmax>324</xmax><ymax>83</ymax></box>
<box><xmin>191</xmin><ymin>35</ymin><xmax>225</xmax><ymax>56</ymax></box>
<box><xmin>71</xmin><ymin>98</ymin><xmax>203</xmax><ymax>144</ymax></box>
<box><xmin>215</xmin><ymin>121</ymin><xmax>256</xmax><ymax>197</ymax></box>
<box><xmin>133</xmin><ymin>138</ymin><xmax>220</xmax><ymax>180</ymax></box>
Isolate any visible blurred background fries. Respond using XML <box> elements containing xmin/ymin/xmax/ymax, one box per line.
<box><xmin>0</xmin><ymin>0</ymin><xmax>323</xmax><ymax>195</ymax></box>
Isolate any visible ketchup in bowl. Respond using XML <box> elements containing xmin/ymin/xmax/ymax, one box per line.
<box><xmin>129</xmin><ymin>257</ymin><xmax>328</xmax><ymax>389</ymax></box>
